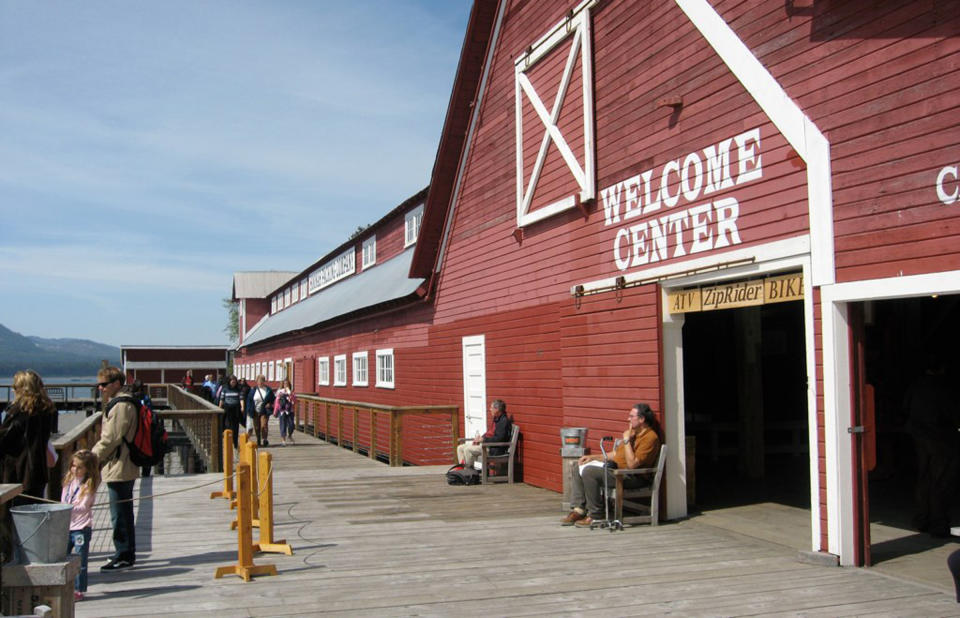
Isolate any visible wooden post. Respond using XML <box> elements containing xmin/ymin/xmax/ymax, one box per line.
<box><xmin>337</xmin><ymin>404</ymin><xmax>343</xmax><ymax>449</ymax></box>
<box><xmin>253</xmin><ymin>451</ymin><xmax>293</xmax><ymax>555</ymax></box>
<box><xmin>231</xmin><ymin>440</ymin><xmax>260</xmax><ymax>528</ymax></box>
<box><xmin>211</xmin><ymin>412</ymin><xmax>222</xmax><ymax>473</ymax></box>
<box><xmin>214</xmin><ymin>462</ymin><xmax>277</xmax><ymax>582</ymax></box>
<box><xmin>210</xmin><ymin>429</ymin><xmax>235</xmax><ymax>500</ymax></box>
<box><xmin>369</xmin><ymin>409</ymin><xmax>377</xmax><ymax>461</ymax></box>
<box><xmin>353</xmin><ymin>406</ymin><xmax>360</xmax><ymax>453</ymax></box>
<box><xmin>389</xmin><ymin>411</ymin><xmax>401</xmax><ymax>467</ymax></box>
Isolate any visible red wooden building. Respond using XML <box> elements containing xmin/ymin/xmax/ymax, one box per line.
<box><xmin>236</xmin><ymin>0</ymin><xmax>960</xmax><ymax>568</ymax></box>
<box><xmin>121</xmin><ymin>345</ymin><xmax>230</xmax><ymax>385</ymax></box>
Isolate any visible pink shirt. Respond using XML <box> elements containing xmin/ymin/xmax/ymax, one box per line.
<box><xmin>61</xmin><ymin>478</ymin><xmax>95</xmax><ymax>531</ymax></box>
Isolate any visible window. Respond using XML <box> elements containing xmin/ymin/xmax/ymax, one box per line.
<box><xmin>276</xmin><ymin>359</ymin><xmax>284</xmax><ymax>381</ymax></box>
<box><xmin>352</xmin><ymin>351</ymin><xmax>368</xmax><ymax>386</ymax></box>
<box><xmin>362</xmin><ymin>236</ymin><xmax>376</xmax><ymax>269</ymax></box>
<box><xmin>268</xmin><ymin>361</ymin><xmax>275</xmax><ymax>381</ymax></box>
<box><xmin>334</xmin><ymin>355</ymin><xmax>347</xmax><ymax>386</ymax></box>
<box><xmin>284</xmin><ymin>286</ymin><xmax>291</xmax><ymax>307</ymax></box>
<box><xmin>317</xmin><ymin>357</ymin><xmax>330</xmax><ymax>386</ymax></box>
<box><xmin>404</xmin><ymin>205</ymin><xmax>424</xmax><ymax>247</ymax></box>
<box><xmin>300</xmin><ymin>278</ymin><xmax>309</xmax><ymax>300</ymax></box>
<box><xmin>291</xmin><ymin>283</ymin><xmax>299</xmax><ymax>304</ymax></box>
<box><xmin>271</xmin><ymin>296</ymin><xmax>277</xmax><ymax>314</ymax></box>
<box><xmin>376</xmin><ymin>349</ymin><xmax>394</xmax><ymax>388</ymax></box>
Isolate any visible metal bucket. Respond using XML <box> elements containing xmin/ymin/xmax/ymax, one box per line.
<box><xmin>560</xmin><ymin>427</ymin><xmax>588</xmax><ymax>457</ymax></box>
<box><xmin>9</xmin><ymin>503</ymin><xmax>73</xmax><ymax>564</ymax></box>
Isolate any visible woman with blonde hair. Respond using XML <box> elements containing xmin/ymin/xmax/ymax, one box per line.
<box><xmin>0</xmin><ymin>370</ymin><xmax>56</xmax><ymax>505</ymax></box>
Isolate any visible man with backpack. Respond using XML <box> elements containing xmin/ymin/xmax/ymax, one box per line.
<box><xmin>91</xmin><ymin>366</ymin><xmax>139</xmax><ymax>571</ymax></box>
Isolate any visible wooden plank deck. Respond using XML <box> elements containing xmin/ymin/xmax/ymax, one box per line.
<box><xmin>77</xmin><ymin>425</ymin><xmax>959</xmax><ymax>617</ymax></box>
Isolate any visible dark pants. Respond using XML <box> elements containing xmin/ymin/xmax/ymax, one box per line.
<box><xmin>68</xmin><ymin>527</ymin><xmax>92</xmax><ymax>592</ymax></box>
<box><xmin>948</xmin><ymin>548</ymin><xmax>960</xmax><ymax>602</ymax></box>
<box><xmin>278</xmin><ymin>412</ymin><xmax>294</xmax><ymax>438</ymax></box>
<box><xmin>913</xmin><ymin>438</ymin><xmax>959</xmax><ymax>535</ymax></box>
<box><xmin>223</xmin><ymin>405</ymin><xmax>242</xmax><ymax>449</ymax></box>
<box><xmin>570</xmin><ymin>463</ymin><xmax>648</xmax><ymax>518</ymax></box>
<box><xmin>107</xmin><ymin>480</ymin><xmax>136</xmax><ymax>563</ymax></box>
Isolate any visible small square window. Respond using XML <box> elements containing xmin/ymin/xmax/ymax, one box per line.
<box><xmin>352</xmin><ymin>351</ymin><xmax>368</xmax><ymax>386</ymax></box>
<box><xmin>376</xmin><ymin>349</ymin><xmax>394</xmax><ymax>389</ymax></box>
<box><xmin>405</xmin><ymin>205</ymin><xmax>424</xmax><ymax>248</ymax></box>
<box><xmin>362</xmin><ymin>236</ymin><xmax>376</xmax><ymax>269</ymax></box>
<box><xmin>334</xmin><ymin>355</ymin><xmax>347</xmax><ymax>386</ymax></box>
<box><xmin>317</xmin><ymin>357</ymin><xmax>330</xmax><ymax>386</ymax></box>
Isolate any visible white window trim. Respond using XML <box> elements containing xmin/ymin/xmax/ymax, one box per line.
<box><xmin>352</xmin><ymin>351</ymin><xmax>368</xmax><ymax>387</ymax></box>
<box><xmin>334</xmin><ymin>354</ymin><xmax>347</xmax><ymax>386</ymax></box>
<box><xmin>317</xmin><ymin>356</ymin><xmax>330</xmax><ymax>386</ymax></box>
<box><xmin>376</xmin><ymin>348</ymin><xmax>395</xmax><ymax>389</ymax></box>
<box><xmin>404</xmin><ymin>205</ymin><xmax>424</xmax><ymax>248</ymax></box>
<box><xmin>362</xmin><ymin>236</ymin><xmax>376</xmax><ymax>269</ymax></box>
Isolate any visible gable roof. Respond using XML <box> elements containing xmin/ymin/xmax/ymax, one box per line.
<box><xmin>232</xmin><ymin>271</ymin><xmax>298</xmax><ymax>300</ymax></box>
<box><xmin>410</xmin><ymin>0</ymin><xmax>500</xmax><ymax>279</ymax></box>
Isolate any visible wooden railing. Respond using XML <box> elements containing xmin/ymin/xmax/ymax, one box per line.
<box><xmin>164</xmin><ymin>384</ymin><xmax>222</xmax><ymax>474</ymax></box>
<box><xmin>47</xmin><ymin>384</ymin><xmax>222</xmax><ymax>499</ymax></box>
<box><xmin>50</xmin><ymin>412</ymin><xmax>104</xmax><ymax>501</ymax></box>
<box><xmin>294</xmin><ymin>395</ymin><xmax>459</xmax><ymax>466</ymax></box>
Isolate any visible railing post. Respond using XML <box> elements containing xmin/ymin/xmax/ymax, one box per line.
<box><xmin>369</xmin><ymin>409</ymin><xmax>377</xmax><ymax>461</ymax></box>
<box><xmin>211</xmin><ymin>414</ymin><xmax>222</xmax><ymax>473</ymax></box>
<box><xmin>389</xmin><ymin>411</ymin><xmax>401</xmax><ymax>467</ymax></box>
<box><xmin>352</xmin><ymin>406</ymin><xmax>360</xmax><ymax>454</ymax></box>
<box><xmin>337</xmin><ymin>404</ymin><xmax>343</xmax><ymax>449</ymax></box>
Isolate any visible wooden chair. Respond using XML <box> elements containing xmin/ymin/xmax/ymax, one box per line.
<box><xmin>609</xmin><ymin>444</ymin><xmax>667</xmax><ymax>526</ymax></box>
<box><xmin>480</xmin><ymin>424</ymin><xmax>520</xmax><ymax>484</ymax></box>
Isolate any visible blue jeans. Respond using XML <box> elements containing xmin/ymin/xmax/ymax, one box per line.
<box><xmin>107</xmin><ymin>480</ymin><xmax>136</xmax><ymax>563</ymax></box>
<box><xmin>278</xmin><ymin>412</ymin><xmax>294</xmax><ymax>438</ymax></box>
<box><xmin>68</xmin><ymin>527</ymin><xmax>92</xmax><ymax>592</ymax></box>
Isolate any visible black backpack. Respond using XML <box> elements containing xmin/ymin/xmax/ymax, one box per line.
<box><xmin>105</xmin><ymin>396</ymin><xmax>170</xmax><ymax>467</ymax></box>
<box><xmin>445</xmin><ymin>464</ymin><xmax>480</xmax><ymax>485</ymax></box>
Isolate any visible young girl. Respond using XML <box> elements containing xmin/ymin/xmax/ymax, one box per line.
<box><xmin>62</xmin><ymin>450</ymin><xmax>100</xmax><ymax>601</ymax></box>
<box><xmin>274</xmin><ymin>379</ymin><xmax>296</xmax><ymax>446</ymax></box>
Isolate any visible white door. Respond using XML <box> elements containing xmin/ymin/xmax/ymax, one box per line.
<box><xmin>461</xmin><ymin>335</ymin><xmax>487</xmax><ymax>440</ymax></box>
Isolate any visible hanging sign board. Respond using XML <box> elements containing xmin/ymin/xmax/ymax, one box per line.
<box><xmin>667</xmin><ymin>272</ymin><xmax>803</xmax><ymax>314</ymax></box>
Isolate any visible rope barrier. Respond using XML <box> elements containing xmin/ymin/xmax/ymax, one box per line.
<box><xmin>21</xmin><ymin>474</ymin><xmax>228</xmax><ymax>509</ymax></box>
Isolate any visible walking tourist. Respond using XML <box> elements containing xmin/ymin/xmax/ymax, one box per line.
<box><xmin>274</xmin><ymin>378</ymin><xmax>296</xmax><ymax>446</ymax></box>
<box><xmin>246</xmin><ymin>375</ymin><xmax>275</xmax><ymax>447</ymax></box>
<box><xmin>218</xmin><ymin>375</ymin><xmax>243</xmax><ymax>449</ymax></box>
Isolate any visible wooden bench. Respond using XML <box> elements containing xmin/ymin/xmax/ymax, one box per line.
<box><xmin>479</xmin><ymin>424</ymin><xmax>520</xmax><ymax>484</ymax></box>
<box><xmin>610</xmin><ymin>444</ymin><xmax>667</xmax><ymax>526</ymax></box>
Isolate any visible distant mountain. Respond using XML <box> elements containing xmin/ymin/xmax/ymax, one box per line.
<box><xmin>0</xmin><ymin>323</ymin><xmax>120</xmax><ymax>377</ymax></box>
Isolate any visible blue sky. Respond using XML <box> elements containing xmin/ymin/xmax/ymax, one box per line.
<box><xmin>0</xmin><ymin>1</ymin><xmax>471</xmax><ymax>347</ymax></box>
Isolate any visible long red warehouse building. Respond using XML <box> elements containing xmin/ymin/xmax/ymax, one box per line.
<box><xmin>235</xmin><ymin>0</ymin><xmax>960</xmax><ymax>568</ymax></box>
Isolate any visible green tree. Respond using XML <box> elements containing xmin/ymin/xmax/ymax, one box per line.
<box><xmin>223</xmin><ymin>297</ymin><xmax>239</xmax><ymax>342</ymax></box>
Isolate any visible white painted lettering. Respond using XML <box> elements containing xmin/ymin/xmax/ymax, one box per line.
<box><xmin>614</xmin><ymin>227</ymin><xmax>631</xmax><ymax>270</ymax></box>
<box><xmin>713</xmin><ymin>197</ymin><xmax>741</xmax><ymax>248</ymax></box>
<box><xmin>735</xmin><ymin>128</ymin><xmax>762</xmax><ymax>184</ymax></box>
<box><xmin>601</xmin><ymin>184</ymin><xmax>623</xmax><ymax>225</ymax></box>
<box><xmin>630</xmin><ymin>222</ymin><xmax>649</xmax><ymax>267</ymax></box>
<box><xmin>660</xmin><ymin>159</ymin><xmax>681</xmax><ymax>208</ymax></box>
<box><xmin>937</xmin><ymin>165</ymin><xmax>958</xmax><ymax>205</ymax></box>
<box><xmin>667</xmin><ymin>212</ymin><xmax>689</xmax><ymax>258</ymax></box>
<box><xmin>681</xmin><ymin>152</ymin><xmax>703</xmax><ymax>202</ymax></box>
<box><xmin>623</xmin><ymin>175</ymin><xmax>643</xmax><ymax>220</ymax></box>
<box><xmin>702</xmin><ymin>138</ymin><xmax>734</xmax><ymax>195</ymax></box>
<box><xmin>641</xmin><ymin>169</ymin><xmax>660</xmax><ymax>215</ymax></box>
<box><xmin>648</xmin><ymin>216</ymin><xmax>669</xmax><ymax>263</ymax></box>
<box><xmin>689</xmin><ymin>203</ymin><xmax>713</xmax><ymax>253</ymax></box>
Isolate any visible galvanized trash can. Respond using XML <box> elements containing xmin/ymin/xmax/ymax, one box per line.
<box><xmin>560</xmin><ymin>427</ymin><xmax>589</xmax><ymax>510</ymax></box>
<box><xmin>9</xmin><ymin>504</ymin><xmax>72</xmax><ymax>564</ymax></box>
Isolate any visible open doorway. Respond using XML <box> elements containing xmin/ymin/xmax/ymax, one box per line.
<box><xmin>854</xmin><ymin>295</ymin><xmax>960</xmax><ymax>581</ymax></box>
<box><xmin>681</xmin><ymin>298</ymin><xmax>810</xmax><ymax>542</ymax></box>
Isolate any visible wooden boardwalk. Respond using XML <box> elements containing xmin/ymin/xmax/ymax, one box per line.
<box><xmin>78</xmin><ymin>425</ymin><xmax>959</xmax><ymax>617</ymax></box>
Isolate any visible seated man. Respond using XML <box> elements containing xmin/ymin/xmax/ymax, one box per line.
<box><xmin>457</xmin><ymin>399</ymin><xmax>512</xmax><ymax>470</ymax></box>
<box><xmin>562</xmin><ymin>402</ymin><xmax>661</xmax><ymax>528</ymax></box>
